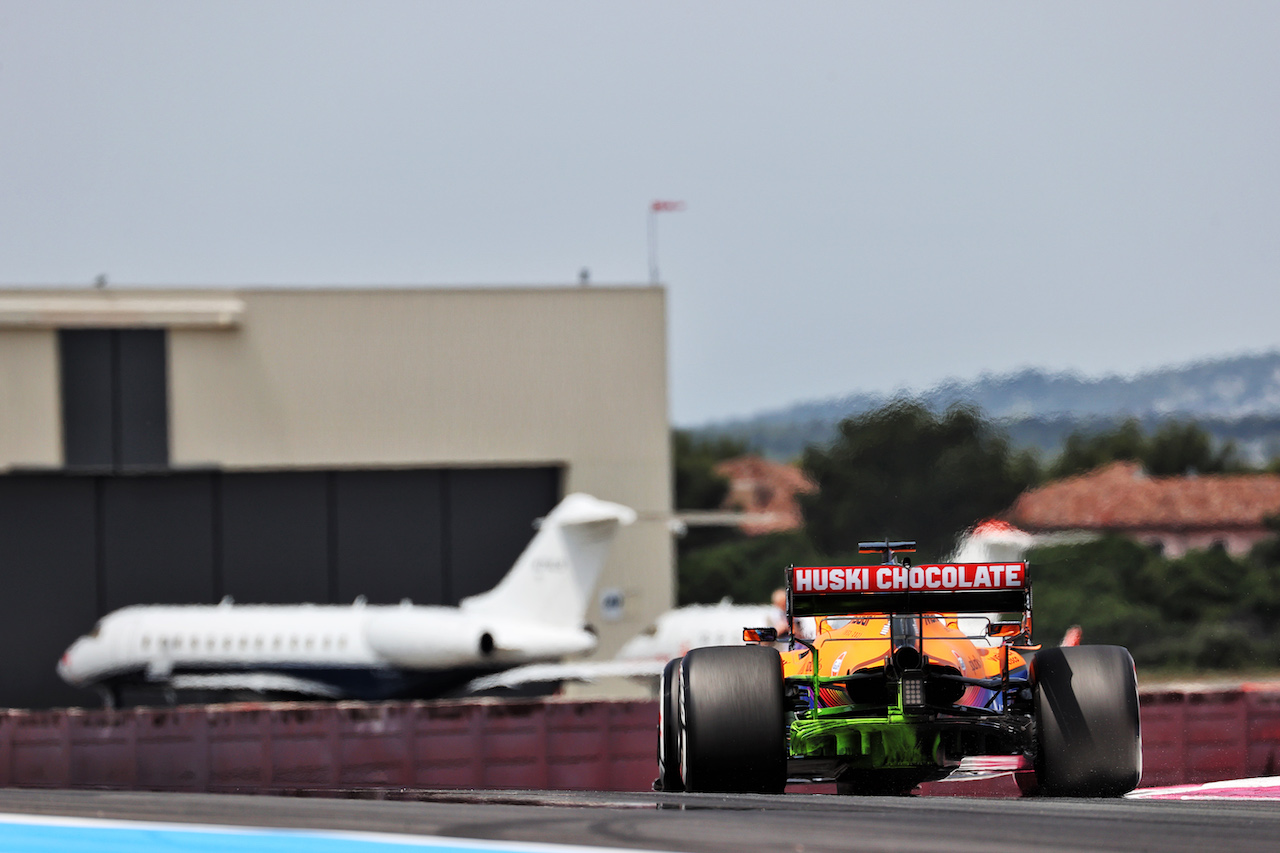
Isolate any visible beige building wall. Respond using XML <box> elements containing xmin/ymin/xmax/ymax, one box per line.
<box><xmin>0</xmin><ymin>287</ymin><xmax>673</xmax><ymax>660</ymax></box>
<box><xmin>0</xmin><ymin>329</ymin><xmax>60</xmax><ymax>466</ymax></box>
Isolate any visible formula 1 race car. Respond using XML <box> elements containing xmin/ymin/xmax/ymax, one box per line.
<box><xmin>656</xmin><ymin>541</ymin><xmax>1141</xmax><ymax>797</ymax></box>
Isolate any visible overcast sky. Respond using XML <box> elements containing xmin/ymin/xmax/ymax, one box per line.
<box><xmin>2</xmin><ymin>3</ymin><xmax>1278</xmax><ymax>425</ymax></box>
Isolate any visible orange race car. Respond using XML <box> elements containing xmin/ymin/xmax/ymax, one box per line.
<box><xmin>656</xmin><ymin>541</ymin><xmax>1142</xmax><ymax>797</ymax></box>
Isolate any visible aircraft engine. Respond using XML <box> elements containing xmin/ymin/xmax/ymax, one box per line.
<box><xmin>363</xmin><ymin>609</ymin><xmax>496</xmax><ymax>668</ymax></box>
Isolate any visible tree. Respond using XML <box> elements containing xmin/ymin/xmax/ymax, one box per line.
<box><xmin>671</xmin><ymin>429</ymin><xmax>750</xmax><ymax>556</ymax></box>
<box><xmin>672</xmin><ymin>430</ymin><xmax>821</xmax><ymax>605</ymax></box>
<box><xmin>1049</xmin><ymin>418</ymin><xmax>1239</xmax><ymax>479</ymax></box>
<box><xmin>1049</xmin><ymin>419</ymin><xmax>1145</xmax><ymax>479</ymax></box>
<box><xmin>678</xmin><ymin>531</ymin><xmax>821</xmax><ymax>605</ymax></box>
<box><xmin>799</xmin><ymin>400</ymin><xmax>1037</xmax><ymax>561</ymax></box>
<box><xmin>1144</xmin><ymin>420</ymin><xmax>1240</xmax><ymax>476</ymax></box>
<box><xmin>672</xmin><ymin>430</ymin><xmax>747</xmax><ymax>510</ymax></box>
<box><xmin>1028</xmin><ymin>535</ymin><xmax>1280</xmax><ymax>670</ymax></box>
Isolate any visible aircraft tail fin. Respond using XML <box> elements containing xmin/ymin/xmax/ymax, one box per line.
<box><xmin>460</xmin><ymin>493</ymin><xmax>636</xmax><ymax>628</ymax></box>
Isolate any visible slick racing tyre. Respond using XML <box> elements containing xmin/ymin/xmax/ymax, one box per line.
<box><xmin>679</xmin><ymin>645</ymin><xmax>786</xmax><ymax>794</ymax></box>
<box><xmin>656</xmin><ymin>657</ymin><xmax>684</xmax><ymax>792</ymax></box>
<box><xmin>1031</xmin><ymin>645</ymin><xmax>1142</xmax><ymax>797</ymax></box>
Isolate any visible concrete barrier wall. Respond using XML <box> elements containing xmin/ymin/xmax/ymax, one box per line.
<box><xmin>1</xmin><ymin>687</ymin><xmax>1277</xmax><ymax>795</ymax></box>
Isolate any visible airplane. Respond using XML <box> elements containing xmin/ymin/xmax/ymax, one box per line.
<box><xmin>467</xmin><ymin>597</ymin><xmax>785</xmax><ymax>691</ymax></box>
<box><xmin>57</xmin><ymin>492</ymin><xmax>636</xmax><ymax>706</ymax></box>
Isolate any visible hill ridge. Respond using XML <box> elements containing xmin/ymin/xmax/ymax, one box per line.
<box><xmin>695</xmin><ymin>350</ymin><xmax>1280</xmax><ymax>463</ymax></box>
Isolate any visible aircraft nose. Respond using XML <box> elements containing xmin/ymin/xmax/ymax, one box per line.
<box><xmin>56</xmin><ymin>646</ymin><xmax>78</xmax><ymax>681</ymax></box>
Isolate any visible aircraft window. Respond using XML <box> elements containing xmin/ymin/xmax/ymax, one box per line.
<box><xmin>172</xmin><ymin>637</ymin><xmax>182</xmax><ymax>650</ymax></box>
<box><xmin>337</xmin><ymin>636</ymin><xmax>347</xmax><ymax>650</ymax></box>
<box><xmin>254</xmin><ymin>637</ymin><xmax>263</xmax><ymax>650</ymax></box>
<box><xmin>222</xmin><ymin>637</ymin><xmax>232</xmax><ymax>651</ymax></box>
<box><xmin>159</xmin><ymin>638</ymin><xmax>169</xmax><ymax>650</ymax></box>
<box><xmin>305</xmin><ymin>637</ymin><xmax>314</xmax><ymax>650</ymax></box>
<box><xmin>640</xmin><ymin>624</ymin><xmax>657</xmax><ymax>637</ymax></box>
<box><xmin>273</xmin><ymin>636</ymin><xmax>282</xmax><ymax>650</ymax></box>
<box><xmin>322</xmin><ymin>636</ymin><xmax>331</xmax><ymax>650</ymax></box>
<box><xmin>207</xmin><ymin>637</ymin><xmax>215</xmax><ymax>651</ymax></box>
<box><xmin>239</xmin><ymin>637</ymin><xmax>248</xmax><ymax>650</ymax></box>
<box><xmin>290</xmin><ymin>636</ymin><xmax>299</xmax><ymax>650</ymax></box>
<box><xmin>190</xmin><ymin>636</ymin><xmax>199</xmax><ymax>650</ymax></box>
<box><xmin>141</xmin><ymin>636</ymin><xmax>151</xmax><ymax>650</ymax></box>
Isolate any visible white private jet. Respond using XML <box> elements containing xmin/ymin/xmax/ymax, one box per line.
<box><xmin>57</xmin><ymin>493</ymin><xmax>635</xmax><ymax>706</ymax></box>
<box><xmin>467</xmin><ymin>598</ymin><xmax>782</xmax><ymax>691</ymax></box>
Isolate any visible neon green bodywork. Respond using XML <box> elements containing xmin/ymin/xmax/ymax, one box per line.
<box><xmin>789</xmin><ymin>711</ymin><xmax>941</xmax><ymax>769</ymax></box>
<box><xmin>787</xmin><ymin>676</ymin><xmax>941</xmax><ymax>770</ymax></box>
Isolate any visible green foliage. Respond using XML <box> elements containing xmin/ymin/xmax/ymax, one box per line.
<box><xmin>1050</xmin><ymin>418</ymin><xmax>1240</xmax><ymax>479</ymax></box>
<box><xmin>799</xmin><ymin>400</ymin><xmax>1037</xmax><ymax>560</ymax></box>
<box><xmin>671</xmin><ymin>429</ymin><xmax>751</xmax><ymax>556</ymax></box>
<box><xmin>677</xmin><ymin>406</ymin><xmax>1280</xmax><ymax>673</ymax></box>
<box><xmin>1029</xmin><ymin>536</ymin><xmax>1280</xmax><ymax>669</ymax></box>
<box><xmin>672</xmin><ymin>429</ymin><xmax>747</xmax><ymax>510</ymax></box>
<box><xmin>1050</xmin><ymin>419</ymin><xmax>1145</xmax><ymax>478</ymax></box>
<box><xmin>678</xmin><ymin>531</ymin><xmax>822</xmax><ymax>606</ymax></box>
<box><xmin>1251</xmin><ymin>516</ymin><xmax>1280</xmax><ymax>571</ymax></box>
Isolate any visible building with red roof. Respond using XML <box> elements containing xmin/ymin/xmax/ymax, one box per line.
<box><xmin>1006</xmin><ymin>461</ymin><xmax>1280</xmax><ymax>557</ymax></box>
<box><xmin>712</xmin><ymin>455</ymin><xmax>816</xmax><ymax>536</ymax></box>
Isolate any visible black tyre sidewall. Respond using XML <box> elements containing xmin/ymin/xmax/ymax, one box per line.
<box><xmin>680</xmin><ymin>645</ymin><xmax>786</xmax><ymax>793</ymax></box>
<box><xmin>657</xmin><ymin>656</ymin><xmax>684</xmax><ymax>792</ymax></box>
<box><xmin>1032</xmin><ymin>645</ymin><xmax>1142</xmax><ymax>797</ymax></box>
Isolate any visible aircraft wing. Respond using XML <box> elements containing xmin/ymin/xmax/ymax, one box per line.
<box><xmin>168</xmin><ymin>672</ymin><xmax>344</xmax><ymax>698</ymax></box>
<box><xmin>466</xmin><ymin>658</ymin><xmax>669</xmax><ymax>692</ymax></box>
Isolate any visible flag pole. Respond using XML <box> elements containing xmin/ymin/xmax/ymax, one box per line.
<box><xmin>648</xmin><ymin>206</ymin><xmax>658</xmax><ymax>284</ymax></box>
<box><xmin>647</xmin><ymin>200</ymin><xmax>685</xmax><ymax>284</ymax></box>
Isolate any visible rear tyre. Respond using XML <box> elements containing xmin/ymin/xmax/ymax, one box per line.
<box><xmin>655</xmin><ymin>657</ymin><xmax>684</xmax><ymax>792</ymax></box>
<box><xmin>679</xmin><ymin>645</ymin><xmax>787</xmax><ymax>794</ymax></box>
<box><xmin>1031</xmin><ymin>645</ymin><xmax>1142</xmax><ymax>797</ymax></box>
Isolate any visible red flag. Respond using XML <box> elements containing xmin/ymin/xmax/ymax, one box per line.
<box><xmin>650</xmin><ymin>200</ymin><xmax>686</xmax><ymax>212</ymax></box>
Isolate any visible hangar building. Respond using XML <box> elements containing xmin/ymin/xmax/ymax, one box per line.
<box><xmin>0</xmin><ymin>286</ymin><xmax>672</xmax><ymax>708</ymax></box>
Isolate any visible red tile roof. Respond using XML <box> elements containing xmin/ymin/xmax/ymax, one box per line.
<box><xmin>714</xmin><ymin>455</ymin><xmax>816</xmax><ymax>535</ymax></box>
<box><xmin>1007</xmin><ymin>461</ymin><xmax>1280</xmax><ymax>532</ymax></box>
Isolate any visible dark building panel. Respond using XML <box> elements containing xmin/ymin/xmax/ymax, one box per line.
<box><xmin>0</xmin><ymin>465</ymin><xmax>562</xmax><ymax>707</ymax></box>
<box><xmin>58</xmin><ymin>329</ymin><xmax>169</xmax><ymax>471</ymax></box>
<box><xmin>446</xmin><ymin>467</ymin><xmax>561</xmax><ymax>603</ymax></box>
<box><xmin>333</xmin><ymin>470</ymin><xmax>446</xmax><ymax>605</ymax></box>
<box><xmin>116</xmin><ymin>330</ymin><xmax>169</xmax><ymax>468</ymax></box>
<box><xmin>0</xmin><ymin>476</ymin><xmax>99</xmax><ymax>709</ymax></box>
<box><xmin>58</xmin><ymin>330</ymin><xmax>115</xmax><ymax>469</ymax></box>
<box><xmin>101</xmin><ymin>474</ymin><xmax>215</xmax><ymax>611</ymax></box>
<box><xmin>220</xmin><ymin>472</ymin><xmax>329</xmax><ymax>604</ymax></box>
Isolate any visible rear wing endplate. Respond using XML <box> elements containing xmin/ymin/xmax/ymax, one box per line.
<box><xmin>787</xmin><ymin>563</ymin><xmax>1030</xmax><ymax>617</ymax></box>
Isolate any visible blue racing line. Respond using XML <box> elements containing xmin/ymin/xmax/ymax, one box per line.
<box><xmin>0</xmin><ymin>813</ymin><xmax>664</xmax><ymax>853</ymax></box>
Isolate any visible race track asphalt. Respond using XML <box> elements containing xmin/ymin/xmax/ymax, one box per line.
<box><xmin>0</xmin><ymin>787</ymin><xmax>1274</xmax><ymax>853</ymax></box>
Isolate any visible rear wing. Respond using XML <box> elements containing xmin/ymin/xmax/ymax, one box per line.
<box><xmin>787</xmin><ymin>563</ymin><xmax>1030</xmax><ymax>617</ymax></box>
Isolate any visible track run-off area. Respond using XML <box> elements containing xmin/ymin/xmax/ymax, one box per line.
<box><xmin>2</xmin><ymin>783</ymin><xmax>1280</xmax><ymax>853</ymax></box>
